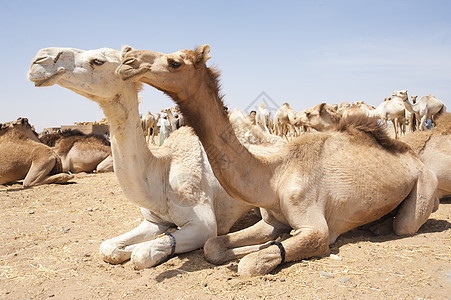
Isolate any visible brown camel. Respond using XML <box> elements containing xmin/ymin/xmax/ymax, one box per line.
<box><xmin>0</xmin><ymin>118</ymin><xmax>73</xmax><ymax>187</ymax></box>
<box><xmin>116</xmin><ymin>45</ymin><xmax>438</xmax><ymax>276</ymax></box>
<box><xmin>401</xmin><ymin>113</ymin><xmax>451</xmax><ymax>200</ymax></box>
<box><xmin>40</xmin><ymin>130</ymin><xmax>113</xmax><ymax>173</ymax></box>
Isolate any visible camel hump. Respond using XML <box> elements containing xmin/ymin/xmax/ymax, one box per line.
<box><xmin>337</xmin><ymin>114</ymin><xmax>411</xmax><ymax>153</ymax></box>
<box><xmin>433</xmin><ymin>112</ymin><xmax>451</xmax><ymax>133</ymax></box>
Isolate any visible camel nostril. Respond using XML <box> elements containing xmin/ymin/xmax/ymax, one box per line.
<box><xmin>33</xmin><ymin>56</ymin><xmax>50</xmax><ymax>65</ymax></box>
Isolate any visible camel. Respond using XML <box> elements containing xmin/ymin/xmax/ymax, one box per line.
<box><xmin>28</xmin><ymin>46</ymin><xmax>258</xmax><ymax>270</ymax></box>
<box><xmin>401</xmin><ymin>113</ymin><xmax>451</xmax><ymax>200</ymax></box>
<box><xmin>401</xmin><ymin>93</ymin><xmax>446</xmax><ymax>131</ymax></box>
<box><xmin>117</xmin><ymin>45</ymin><xmax>438</xmax><ymax>276</ymax></box>
<box><xmin>360</xmin><ymin>93</ymin><xmax>407</xmax><ymax>139</ymax></box>
<box><xmin>40</xmin><ymin>130</ymin><xmax>113</xmax><ymax>173</ymax></box>
<box><xmin>298</xmin><ymin>102</ymin><xmax>451</xmax><ymax>202</ymax></box>
<box><xmin>273</xmin><ymin>103</ymin><xmax>297</xmax><ymax>139</ymax></box>
<box><xmin>256</xmin><ymin>102</ymin><xmax>272</xmax><ymax>134</ymax></box>
<box><xmin>299</xmin><ymin>103</ymin><xmax>341</xmax><ymax>131</ymax></box>
<box><xmin>0</xmin><ymin>118</ymin><xmax>73</xmax><ymax>187</ymax></box>
<box><xmin>141</xmin><ymin>111</ymin><xmax>158</xmax><ymax>144</ymax></box>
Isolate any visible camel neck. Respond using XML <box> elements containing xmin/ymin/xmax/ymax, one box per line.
<box><xmin>176</xmin><ymin>77</ymin><xmax>276</xmax><ymax>209</ymax></box>
<box><xmin>99</xmin><ymin>87</ymin><xmax>167</xmax><ymax>210</ymax></box>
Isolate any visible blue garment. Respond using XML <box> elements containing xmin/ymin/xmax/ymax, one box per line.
<box><xmin>425</xmin><ymin>119</ymin><xmax>433</xmax><ymax>130</ymax></box>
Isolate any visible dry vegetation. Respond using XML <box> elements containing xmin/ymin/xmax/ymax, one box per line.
<box><xmin>1</xmin><ymin>172</ymin><xmax>450</xmax><ymax>299</ymax></box>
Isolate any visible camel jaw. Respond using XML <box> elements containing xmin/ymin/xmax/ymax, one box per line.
<box><xmin>29</xmin><ymin>67</ymin><xmax>66</xmax><ymax>87</ymax></box>
<box><xmin>116</xmin><ymin>65</ymin><xmax>150</xmax><ymax>82</ymax></box>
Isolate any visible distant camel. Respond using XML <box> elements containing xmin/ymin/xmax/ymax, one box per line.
<box><xmin>40</xmin><ymin>130</ymin><xmax>113</xmax><ymax>173</ymax></box>
<box><xmin>0</xmin><ymin>118</ymin><xmax>73</xmax><ymax>187</ymax></box>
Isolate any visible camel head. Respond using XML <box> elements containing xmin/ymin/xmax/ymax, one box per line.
<box><xmin>28</xmin><ymin>47</ymin><xmax>137</xmax><ymax>103</ymax></box>
<box><xmin>392</xmin><ymin>90</ymin><xmax>408</xmax><ymax>101</ymax></box>
<box><xmin>116</xmin><ymin>45</ymin><xmax>212</xmax><ymax>101</ymax></box>
<box><xmin>300</xmin><ymin>103</ymin><xmax>340</xmax><ymax>131</ymax></box>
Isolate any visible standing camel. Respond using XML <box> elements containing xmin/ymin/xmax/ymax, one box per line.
<box><xmin>0</xmin><ymin>118</ymin><xmax>73</xmax><ymax>187</ymax></box>
<box><xmin>28</xmin><ymin>46</ymin><xmax>253</xmax><ymax>270</ymax></box>
<box><xmin>141</xmin><ymin>111</ymin><xmax>158</xmax><ymax>144</ymax></box>
<box><xmin>402</xmin><ymin>93</ymin><xmax>446</xmax><ymax>131</ymax></box>
<box><xmin>117</xmin><ymin>45</ymin><xmax>438</xmax><ymax>276</ymax></box>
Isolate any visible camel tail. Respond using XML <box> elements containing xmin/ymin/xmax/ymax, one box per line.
<box><xmin>337</xmin><ymin>114</ymin><xmax>411</xmax><ymax>153</ymax></box>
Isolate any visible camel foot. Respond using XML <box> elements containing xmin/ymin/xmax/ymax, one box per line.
<box><xmin>369</xmin><ymin>217</ymin><xmax>394</xmax><ymax>236</ymax></box>
<box><xmin>99</xmin><ymin>239</ymin><xmax>132</xmax><ymax>264</ymax></box>
<box><xmin>131</xmin><ymin>239</ymin><xmax>172</xmax><ymax>270</ymax></box>
<box><xmin>238</xmin><ymin>249</ymin><xmax>280</xmax><ymax>277</ymax></box>
<box><xmin>204</xmin><ymin>236</ymin><xmax>229</xmax><ymax>265</ymax></box>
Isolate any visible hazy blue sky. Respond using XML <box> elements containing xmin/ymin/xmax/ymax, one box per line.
<box><xmin>1</xmin><ymin>0</ymin><xmax>450</xmax><ymax>131</ymax></box>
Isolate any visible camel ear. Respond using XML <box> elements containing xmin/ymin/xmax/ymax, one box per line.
<box><xmin>195</xmin><ymin>45</ymin><xmax>211</xmax><ymax>64</ymax></box>
<box><xmin>319</xmin><ymin>103</ymin><xmax>327</xmax><ymax>115</ymax></box>
<box><xmin>120</xmin><ymin>45</ymin><xmax>134</xmax><ymax>59</ymax></box>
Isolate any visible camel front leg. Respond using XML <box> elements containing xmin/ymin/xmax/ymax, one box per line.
<box><xmin>238</xmin><ymin>219</ymin><xmax>330</xmax><ymax>276</ymax></box>
<box><xmin>99</xmin><ymin>218</ymin><xmax>169</xmax><ymax>264</ymax></box>
<box><xmin>24</xmin><ymin>157</ymin><xmax>72</xmax><ymax>187</ymax></box>
<box><xmin>131</xmin><ymin>205</ymin><xmax>218</xmax><ymax>269</ymax></box>
<box><xmin>204</xmin><ymin>218</ymin><xmax>290</xmax><ymax>265</ymax></box>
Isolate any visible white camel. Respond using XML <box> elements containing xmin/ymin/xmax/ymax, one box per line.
<box><xmin>256</xmin><ymin>102</ymin><xmax>272</xmax><ymax>134</ymax></box>
<box><xmin>402</xmin><ymin>93</ymin><xmax>446</xmax><ymax>131</ymax></box>
<box><xmin>28</xmin><ymin>46</ymin><xmax>254</xmax><ymax>270</ymax></box>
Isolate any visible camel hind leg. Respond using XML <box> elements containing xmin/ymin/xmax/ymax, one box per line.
<box><xmin>393</xmin><ymin>168</ymin><xmax>438</xmax><ymax>235</ymax></box>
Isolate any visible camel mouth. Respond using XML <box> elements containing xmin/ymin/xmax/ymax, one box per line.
<box><xmin>29</xmin><ymin>67</ymin><xmax>66</xmax><ymax>87</ymax></box>
<box><xmin>116</xmin><ymin>65</ymin><xmax>150</xmax><ymax>82</ymax></box>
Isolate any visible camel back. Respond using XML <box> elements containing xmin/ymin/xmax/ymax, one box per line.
<box><xmin>336</xmin><ymin>114</ymin><xmax>410</xmax><ymax>154</ymax></box>
<box><xmin>57</xmin><ymin>134</ymin><xmax>111</xmax><ymax>155</ymax></box>
<box><xmin>0</xmin><ymin>118</ymin><xmax>38</xmax><ymax>140</ymax></box>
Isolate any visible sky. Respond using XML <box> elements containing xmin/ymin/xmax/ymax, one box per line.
<box><xmin>1</xmin><ymin>0</ymin><xmax>451</xmax><ymax>132</ymax></box>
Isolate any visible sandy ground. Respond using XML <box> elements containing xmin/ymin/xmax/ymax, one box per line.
<box><xmin>0</xmin><ymin>172</ymin><xmax>450</xmax><ymax>299</ymax></box>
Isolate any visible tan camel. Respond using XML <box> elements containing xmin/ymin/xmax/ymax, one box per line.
<box><xmin>0</xmin><ymin>118</ymin><xmax>73</xmax><ymax>187</ymax></box>
<box><xmin>273</xmin><ymin>103</ymin><xmax>297</xmax><ymax>139</ymax></box>
<box><xmin>401</xmin><ymin>113</ymin><xmax>451</xmax><ymax>200</ymax></box>
<box><xmin>402</xmin><ymin>93</ymin><xmax>446</xmax><ymax>131</ymax></box>
<box><xmin>28</xmin><ymin>46</ymin><xmax>257</xmax><ymax>270</ymax></box>
<box><xmin>299</xmin><ymin>103</ymin><xmax>342</xmax><ymax>131</ymax></box>
<box><xmin>141</xmin><ymin>111</ymin><xmax>158</xmax><ymax>144</ymax></box>
<box><xmin>40</xmin><ymin>130</ymin><xmax>113</xmax><ymax>173</ymax></box>
<box><xmin>300</xmin><ymin>103</ymin><xmax>451</xmax><ymax>202</ymax></box>
<box><xmin>117</xmin><ymin>45</ymin><xmax>438</xmax><ymax>276</ymax></box>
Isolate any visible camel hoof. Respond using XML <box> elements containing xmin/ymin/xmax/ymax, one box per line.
<box><xmin>204</xmin><ymin>237</ymin><xmax>228</xmax><ymax>265</ymax></box>
<box><xmin>130</xmin><ymin>241</ymin><xmax>169</xmax><ymax>270</ymax></box>
<box><xmin>238</xmin><ymin>252</ymin><xmax>279</xmax><ymax>277</ymax></box>
<box><xmin>99</xmin><ymin>239</ymin><xmax>131</xmax><ymax>264</ymax></box>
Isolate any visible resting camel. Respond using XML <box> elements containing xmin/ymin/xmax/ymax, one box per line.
<box><xmin>28</xmin><ymin>46</ymin><xmax>256</xmax><ymax>270</ymax></box>
<box><xmin>0</xmin><ymin>118</ymin><xmax>73</xmax><ymax>187</ymax></box>
<box><xmin>401</xmin><ymin>113</ymin><xmax>451</xmax><ymax>200</ymax></box>
<box><xmin>300</xmin><ymin>102</ymin><xmax>451</xmax><ymax>202</ymax></box>
<box><xmin>40</xmin><ymin>130</ymin><xmax>113</xmax><ymax>173</ymax></box>
<box><xmin>117</xmin><ymin>45</ymin><xmax>438</xmax><ymax>276</ymax></box>
<box><xmin>402</xmin><ymin>93</ymin><xmax>446</xmax><ymax>131</ymax></box>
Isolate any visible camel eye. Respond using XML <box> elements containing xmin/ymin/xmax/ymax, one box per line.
<box><xmin>91</xmin><ymin>59</ymin><xmax>105</xmax><ymax>66</ymax></box>
<box><xmin>168</xmin><ymin>59</ymin><xmax>182</xmax><ymax>69</ymax></box>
